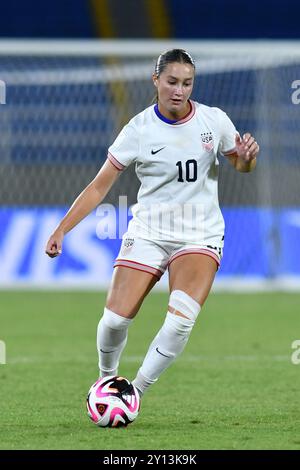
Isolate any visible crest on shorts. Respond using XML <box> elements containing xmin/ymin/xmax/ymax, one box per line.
<box><xmin>201</xmin><ymin>132</ymin><xmax>214</xmax><ymax>152</ymax></box>
<box><xmin>121</xmin><ymin>237</ymin><xmax>135</xmax><ymax>256</ymax></box>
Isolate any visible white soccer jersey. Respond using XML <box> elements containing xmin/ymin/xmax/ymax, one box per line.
<box><xmin>108</xmin><ymin>100</ymin><xmax>237</xmax><ymax>246</ymax></box>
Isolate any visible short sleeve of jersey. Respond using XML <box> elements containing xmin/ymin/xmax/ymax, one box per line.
<box><xmin>218</xmin><ymin>109</ymin><xmax>237</xmax><ymax>155</ymax></box>
<box><xmin>107</xmin><ymin>121</ymin><xmax>139</xmax><ymax>171</ymax></box>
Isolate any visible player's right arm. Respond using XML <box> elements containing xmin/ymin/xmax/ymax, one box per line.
<box><xmin>45</xmin><ymin>159</ymin><xmax>121</xmax><ymax>258</ymax></box>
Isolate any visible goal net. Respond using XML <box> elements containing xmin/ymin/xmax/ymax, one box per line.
<box><xmin>0</xmin><ymin>40</ymin><xmax>299</xmax><ymax>288</ymax></box>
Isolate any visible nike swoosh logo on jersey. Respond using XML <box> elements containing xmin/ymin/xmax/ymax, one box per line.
<box><xmin>100</xmin><ymin>348</ymin><xmax>114</xmax><ymax>354</ymax></box>
<box><xmin>151</xmin><ymin>147</ymin><xmax>165</xmax><ymax>155</ymax></box>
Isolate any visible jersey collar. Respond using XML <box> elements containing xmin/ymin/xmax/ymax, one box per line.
<box><xmin>154</xmin><ymin>100</ymin><xmax>195</xmax><ymax>125</ymax></box>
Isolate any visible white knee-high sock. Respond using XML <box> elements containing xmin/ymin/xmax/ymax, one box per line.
<box><xmin>97</xmin><ymin>307</ymin><xmax>132</xmax><ymax>377</ymax></box>
<box><xmin>133</xmin><ymin>290</ymin><xmax>201</xmax><ymax>395</ymax></box>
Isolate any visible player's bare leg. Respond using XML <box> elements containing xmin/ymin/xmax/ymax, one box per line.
<box><xmin>168</xmin><ymin>253</ymin><xmax>217</xmax><ymax>307</ymax></box>
<box><xmin>97</xmin><ymin>266</ymin><xmax>158</xmax><ymax>377</ymax></box>
<box><xmin>133</xmin><ymin>254</ymin><xmax>217</xmax><ymax>395</ymax></box>
<box><xmin>106</xmin><ymin>266</ymin><xmax>158</xmax><ymax>318</ymax></box>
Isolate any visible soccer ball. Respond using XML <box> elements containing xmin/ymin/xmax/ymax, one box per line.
<box><xmin>86</xmin><ymin>375</ymin><xmax>140</xmax><ymax>428</ymax></box>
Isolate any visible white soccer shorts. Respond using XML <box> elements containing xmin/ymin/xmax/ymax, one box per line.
<box><xmin>114</xmin><ymin>232</ymin><xmax>223</xmax><ymax>279</ymax></box>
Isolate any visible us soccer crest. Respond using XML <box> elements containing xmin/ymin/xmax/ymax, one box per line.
<box><xmin>121</xmin><ymin>237</ymin><xmax>135</xmax><ymax>256</ymax></box>
<box><xmin>201</xmin><ymin>132</ymin><xmax>214</xmax><ymax>152</ymax></box>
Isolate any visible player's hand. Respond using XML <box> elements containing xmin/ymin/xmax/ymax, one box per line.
<box><xmin>45</xmin><ymin>230</ymin><xmax>64</xmax><ymax>258</ymax></box>
<box><xmin>235</xmin><ymin>133</ymin><xmax>259</xmax><ymax>162</ymax></box>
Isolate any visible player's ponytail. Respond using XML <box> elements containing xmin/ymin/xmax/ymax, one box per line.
<box><xmin>151</xmin><ymin>49</ymin><xmax>196</xmax><ymax>104</ymax></box>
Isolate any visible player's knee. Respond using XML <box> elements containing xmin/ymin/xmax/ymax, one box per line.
<box><xmin>168</xmin><ymin>290</ymin><xmax>201</xmax><ymax>323</ymax></box>
<box><xmin>165</xmin><ymin>290</ymin><xmax>201</xmax><ymax>336</ymax></box>
<box><xmin>101</xmin><ymin>307</ymin><xmax>132</xmax><ymax>330</ymax></box>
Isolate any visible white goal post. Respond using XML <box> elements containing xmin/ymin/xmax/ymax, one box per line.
<box><xmin>1</xmin><ymin>38</ymin><xmax>300</xmax><ymax>57</ymax></box>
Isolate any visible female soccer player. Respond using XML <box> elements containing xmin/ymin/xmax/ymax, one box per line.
<box><xmin>46</xmin><ymin>49</ymin><xmax>259</xmax><ymax>397</ymax></box>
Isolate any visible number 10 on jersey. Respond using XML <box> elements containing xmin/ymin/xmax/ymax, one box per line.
<box><xmin>176</xmin><ymin>159</ymin><xmax>198</xmax><ymax>182</ymax></box>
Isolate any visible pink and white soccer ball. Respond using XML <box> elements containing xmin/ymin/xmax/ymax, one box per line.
<box><xmin>86</xmin><ymin>376</ymin><xmax>140</xmax><ymax>428</ymax></box>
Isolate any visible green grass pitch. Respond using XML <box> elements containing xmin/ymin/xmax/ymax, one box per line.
<box><xmin>0</xmin><ymin>290</ymin><xmax>300</xmax><ymax>450</ymax></box>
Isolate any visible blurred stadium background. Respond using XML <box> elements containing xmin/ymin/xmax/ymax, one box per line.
<box><xmin>1</xmin><ymin>39</ymin><xmax>300</xmax><ymax>289</ymax></box>
<box><xmin>0</xmin><ymin>0</ymin><xmax>300</xmax><ymax>289</ymax></box>
<box><xmin>1</xmin><ymin>0</ymin><xmax>300</xmax><ymax>452</ymax></box>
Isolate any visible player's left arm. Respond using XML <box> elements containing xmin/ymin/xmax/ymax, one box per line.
<box><xmin>224</xmin><ymin>133</ymin><xmax>259</xmax><ymax>173</ymax></box>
